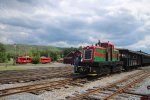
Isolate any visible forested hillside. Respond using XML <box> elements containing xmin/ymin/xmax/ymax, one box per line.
<box><xmin>4</xmin><ymin>44</ymin><xmax>63</xmax><ymax>62</ymax></box>
<box><xmin>0</xmin><ymin>43</ymin><xmax>79</xmax><ymax>63</ymax></box>
<box><xmin>5</xmin><ymin>44</ymin><xmax>62</xmax><ymax>54</ymax></box>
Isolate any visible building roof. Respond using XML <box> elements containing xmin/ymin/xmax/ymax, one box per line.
<box><xmin>65</xmin><ymin>50</ymin><xmax>81</xmax><ymax>57</ymax></box>
<box><xmin>118</xmin><ymin>48</ymin><xmax>150</xmax><ymax>56</ymax></box>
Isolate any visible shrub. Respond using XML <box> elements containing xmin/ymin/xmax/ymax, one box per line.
<box><xmin>31</xmin><ymin>57</ymin><xmax>40</xmax><ymax>64</ymax></box>
<box><xmin>0</xmin><ymin>43</ymin><xmax>6</xmax><ymax>63</ymax></box>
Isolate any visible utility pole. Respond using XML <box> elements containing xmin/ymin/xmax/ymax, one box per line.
<box><xmin>48</xmin><ymin>52</ymin><xmax>50</xmax><ymax>58</ymax></box>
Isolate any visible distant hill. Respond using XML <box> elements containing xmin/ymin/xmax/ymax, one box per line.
<box><xmin>5</xmin><ymin>44</ymin><xmax>62</xmax><ymax>54</ymax></box>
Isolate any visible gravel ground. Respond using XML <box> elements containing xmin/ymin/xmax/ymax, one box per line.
<box><xmin>0</xmin><ymin>69</ymin><xmax>149</xmax><ymax>100</ymax></box>
<box><xmin>0</xmin><ymin>62</ymin><xmax>73</xmax><ymax>70</ymax></box>
<box><xmin>0</xmin><ymin>77</ymin><xmax>68</xmax><ymax>100</ymax></box>
<box><xmin>116</xmin><ymin>76</ymin><xmax>150</xmax><ymax>100</ymax></box>
<box><xmin>139</xmin><ymin>66</ymin><xmax>150</xmax><ymax>70</ymax></box>
<box><xmin>0</xmin><ymin>93</ymin><xmax>42</xmax><ymax>100</ymax></box>
<box><xmin>0</xmin><ymin>77</ymin><xmax>66</xmax><ymax>90</ymax></box>
<box><xmin>39</xmin><ymin>70</ymin><xmax>141</xmax><ymax>100</ymax></box>
<box><xmin>134</xmin><ymin>76</ymin><xmax>150</xmax><ymax>95</ymax></box>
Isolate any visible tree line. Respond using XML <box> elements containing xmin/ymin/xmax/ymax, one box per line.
<box><xmin>0</xmin><ymin>43</ymin><xmax>6</xmax><ymax>63</ymax></box>
<box><xmin>0</xmin><ymin>43</ymin><xmax>80</xmax><ymax>63</ymax></box>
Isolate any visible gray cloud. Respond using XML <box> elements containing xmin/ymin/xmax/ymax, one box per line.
<box><xmin>0</xmin><ymin>0</ymin><xmax>150</xmax><ymax>53</ymax></box>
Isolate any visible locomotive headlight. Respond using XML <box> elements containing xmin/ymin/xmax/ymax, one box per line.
<box><xmin>93</xmin><ymin>70</ymin><xmax>96</xmax><ymax>72</ymax></box>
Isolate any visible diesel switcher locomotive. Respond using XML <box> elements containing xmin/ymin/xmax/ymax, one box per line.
<box><xmin>74</xmin><ymin>41</ymin><xmax>123</xmax><ymax>75</ymax></box>
<box><xmin>74</xmin><ymin>40</ymin><xmax>150</xmax><ymax>75</ymax></box>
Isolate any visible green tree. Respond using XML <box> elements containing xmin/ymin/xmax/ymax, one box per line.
<box><xmin>63</xmin><ymin>47</ymin><xmax>78</xmax><ymax>57</ymax></box>
<box><xmin>31</xmin><ymin>48</ymin><xmax>40</xmax><ymax>57</ymax></box>
<box><xmin>6</xmin><ymin>53</ymin><xmax>15</xmax><ymax>61</ymax></box>
<box><xmin>40</xmin><ymin>51</ymin><xmax>49</xmax><ymax>57</ymax></box>
<box><xmin>40</xmin><ymin>49</ymin><xmax>61</xmax><ymax>61</ymax></box>
<box><xmin>0</xmin><ymin>43</ymin><xmax>6</xmax><ymax>63</ymax></box>
<box><xmin>31</xmin><ymin>56</ymin><xmax>40</xmax><ymax>64</ymax></box>
<box><xmin>50</xmin><ymin>52</ymin><xmax>58</xmax><ymax>61</ymax></box>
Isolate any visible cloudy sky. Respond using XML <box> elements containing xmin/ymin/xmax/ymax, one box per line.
<box><xmin>0</xmin><ymin>0</ymin><xmax>150</xmax><ymax>52</ymax></box>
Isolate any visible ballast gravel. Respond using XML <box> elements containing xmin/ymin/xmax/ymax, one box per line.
<box><xmin>134</xmin><ymin>76</ymin><xmax>150</xmax><ymax>95</ymax></box>
<box><xmin>1</xmin><ymin>69</ymin><xmax>149</xmax><ymax>100</ymax></box>
<box><xmin>0</xmin><ymin>78</ymin><xmax>66</xmax><ymax>90</ymax></box>
<box><xmin>39</xmin><ymin>70</ymin><xmax>141</xmax><ymax>100</ymax></box>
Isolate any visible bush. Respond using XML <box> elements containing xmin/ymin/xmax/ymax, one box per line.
<box><xmin>50</xmin><ymin>52</ymin><xmax>58</xmax><ymax>61</ymax></box>
<box><xmin>0</xmin><ymin>53</ymin><xmax>6</xmax><ymax>63</ymax></box>
<box><xmin>0</xmin><ymin>43</ymin><xmax>6</xmax><ymax>63</ymax></box>
<box><xmin>31</xmin><ymin>57</ymin><xmax>40</xmax><ymax>64</ymax></box>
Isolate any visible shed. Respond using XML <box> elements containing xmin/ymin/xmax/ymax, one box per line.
<box><xmin>63</xmin><ymin>50</ymin><xmax>81</xmax><ymax>65</ymax></box>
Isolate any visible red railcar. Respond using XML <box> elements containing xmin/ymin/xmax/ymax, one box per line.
<box><xmin>16</xmin><ymin>56</ymin><xmax>31</xmax><ymax>64</ymax></box>
<box><xmin>40</xmin><ymin>56</ymin><xmax>51</xmax><ymax>64</ymax></box>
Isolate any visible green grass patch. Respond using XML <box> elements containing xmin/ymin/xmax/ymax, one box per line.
<box><xmin>0</xmin><ymin>67</ymin><xmax>27</xmax><ymax>71</ymax></box>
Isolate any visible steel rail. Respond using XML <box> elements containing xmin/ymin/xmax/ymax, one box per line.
<box><xmin>0</xmin><ymin>75</ymin><xmax>86</xmax><ymax>97</ymax></box>
<box><xmin>68</xmin><ymin>71</ymin><xmax>145</xmax><ymax>100</ymax></box>
<box><xmin>103</xmin><ymin>72</ymin><xmax>150</xmax><ymax>100</ymax></box>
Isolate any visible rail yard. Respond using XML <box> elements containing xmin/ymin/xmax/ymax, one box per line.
<box><xmin>2</xmin><ymin>0</ymin><xmax>150</xmax><ymax>99</ymax></box>
<box><xmin>0</xmin><ymin>63</ymin><xmax>149</xmax><ymax>100</ymax></box>
<box><xmin>0</xmin><ymin>41</ymin><xmax>150</xmax><ymax>100</ymax></box>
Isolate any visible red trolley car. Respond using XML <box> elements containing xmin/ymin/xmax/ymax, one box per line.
<box><xmin>40</xmin><ymin>56</ymin><xmax>51</xmax><ymax>64</ymax></box>
<box><xmin>16</xmin><ymin>56</ymin><xmax>31</xmax><ymax>64</ymax></box>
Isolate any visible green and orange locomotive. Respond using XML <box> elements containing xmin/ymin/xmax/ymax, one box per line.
<box><xmin>74</xmin><ymin>40</ymin><xmax>123</xmax><ymax>75</ymax></box>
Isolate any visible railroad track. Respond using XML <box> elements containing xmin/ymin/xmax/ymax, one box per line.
<box><xmin>102</xmin><ymin>72</ymin><xmax>149</xmax><ymax>100</ymax></box>
<box><xmin>0</xmin><ymin>75</ymin><xmax>87</xmax><ymax>98</ymax></box>
<box><xmin>0</xmin><ymin>67</ymin><xmax>72</xmax><ymax>77</ymax></box>
<box><xmin>68</xmin><ymin>70</ymin><xmax>150</xmax><ymax>100</ymax></box>
<box><xmin>0</xmin><ymin>70</ymin><xmax>148</xmax><ymax>99</ymax></box>
<box><xmin>0</xmin><ymin>71</ymin><xmax>72</xmax><ymax>84</ymax></box>
<box><xmin>0</xmin><ymin>67</ymin><xmax>73</xmax><ymax>84</ymax></box>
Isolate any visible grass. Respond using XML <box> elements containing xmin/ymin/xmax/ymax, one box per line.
<box><xmin>0</xmin><ymin>60</ymin><xmax>14</xmax><ymax>66</ymax></box>
<box><xmin>0</xmin><ymin>67</ymin><xmax>27</xmax><ymax>71</ymax></box>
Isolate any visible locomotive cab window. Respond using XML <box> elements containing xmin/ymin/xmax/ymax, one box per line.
<box><xmin>84</xmin><ymin>49</ymin><xmax>93</xmax><ymax>60</ymax></box>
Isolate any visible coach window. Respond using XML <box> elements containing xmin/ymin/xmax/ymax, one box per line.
<box><xmin>133</xmin><ymin>55</ymin><xmax>137</xmax><ymax>59</ymax></box>
<box><xmin>117</xmin><ymin>54</ymin><xmax>118</xmax><ymax>60</ymax></box>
